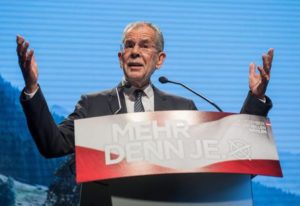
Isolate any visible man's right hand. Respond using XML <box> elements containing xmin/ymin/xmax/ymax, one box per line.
<box><xmin>16</xmin><ymin>35</ymin><xmax>39</xmax><ymax>93</ymax></box>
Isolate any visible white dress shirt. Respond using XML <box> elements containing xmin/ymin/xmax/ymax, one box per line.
<box><xmin>123</xmin><ymin>83</ymin><xmax>154</xmax><ymax>113</ymax></box>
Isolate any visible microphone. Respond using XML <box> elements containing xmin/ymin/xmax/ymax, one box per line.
<box><xmin>159</xmin><ymin>76</ymin><xmax>223</xmax><ymax>112</ymax></box>
<box><xmin>114</xmin><ymin>81</ymin><xmax>132</xmax><ymax>114</ymax></box>
<box><xmin>122</xmin><ymin>81</ymin><xmax>132</xmax><ymax>89</ymax></box>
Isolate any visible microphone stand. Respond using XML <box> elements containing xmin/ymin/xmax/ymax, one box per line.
<box><xmin>159</xmin><ymin>76</ymin><xmax>223</xmax><ymax>112</ymax></box>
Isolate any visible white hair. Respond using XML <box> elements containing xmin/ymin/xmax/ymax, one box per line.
<box><xmin>122</xmin><ymin>21</ymin><xmax>164</xmax><ymax>52</ymax></box>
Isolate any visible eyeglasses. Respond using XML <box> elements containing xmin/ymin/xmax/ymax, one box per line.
<box><xmin>120</xmin><ymin>41</ymin><xmax>158</xmax><ymax>53</ymax></box>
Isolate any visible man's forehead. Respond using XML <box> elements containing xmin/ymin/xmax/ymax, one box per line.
<box><xmin>124</xmin><ymin>26</ymin><xmax>156</xmax><ymax>42</ymax></box>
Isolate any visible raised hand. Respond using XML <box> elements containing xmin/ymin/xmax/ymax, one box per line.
<box><xmin>16</xmin><ymin>35</ymin><xmax>39</xmax><ymax>93</ymax></box>
<box><xmin>249</xmin><ymin>48</ymin><xmax>274</xmax><ymax>99</ymax></box>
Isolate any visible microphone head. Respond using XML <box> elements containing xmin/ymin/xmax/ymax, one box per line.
<box><xmin>159</xmin><ymin>76</ymin><xmax>169</xmax><ymax>84</ymax></box>
<box><xmin>123</xmin><ymin>81</ymin><xmax>132</xmax><ymax>88</ymax></box>
<box><xmin>119</xmin><ymin>81</ymin><xmax>132</xmax><ymax>89</ymax></box>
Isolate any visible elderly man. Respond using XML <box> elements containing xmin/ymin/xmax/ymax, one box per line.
<box><xmin>17</xmin><ymin>21</ymin><xmax>273</xmax><ymax>203</ymax></box>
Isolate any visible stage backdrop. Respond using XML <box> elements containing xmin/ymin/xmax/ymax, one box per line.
<box><xmin>0</xmin><ymin>0</ymin><xmax>299</xmax><ymax>205</ymax></box>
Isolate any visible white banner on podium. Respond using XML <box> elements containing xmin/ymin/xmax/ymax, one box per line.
<box><xmin>75</xmin><ymin>111</ymin><xmax>282</xmax><ymax>183</ymax></box>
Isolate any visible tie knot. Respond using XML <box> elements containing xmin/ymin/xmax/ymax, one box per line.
<box><xmin>134</xmin><ymin>89</ymin><xmax>144</xmax><ymax>99</ymax></box>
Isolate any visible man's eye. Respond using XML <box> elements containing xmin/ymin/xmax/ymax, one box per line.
<box><xmin>125</xmin><ymin>43</ymin><xmax>134</xmax><ymax>48</ymax></box>
<box><xmin>141</xmin><ymin>44</ymin><xmax>149</xmax><ymax>48</ymax></box>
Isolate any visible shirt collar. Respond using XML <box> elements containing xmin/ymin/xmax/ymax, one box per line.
<box><xmin>121</xmin><ymin>78</ymin><xmax>154</xmax><ymax>99</ymax></box>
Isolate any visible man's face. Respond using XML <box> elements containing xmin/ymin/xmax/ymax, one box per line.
<box><xmin>118</xmin><ymin>25</ymin><xmax>166</xmax><ymax>88</ymax></box>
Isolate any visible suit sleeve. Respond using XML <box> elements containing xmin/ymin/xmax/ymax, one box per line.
<box><xmin>240</xmin><ymin>91</ymin><xmax>272</xmax><ymax>116</ymax></box>
<box><xmin>189</xmin><ymin>100</ymin><xmax>198</xmax><ymax>110</ymax></box>
<box><xmin>20</xmin><ymin>87</ymin><xmax>88</xmax><ymax>158</ymax></box>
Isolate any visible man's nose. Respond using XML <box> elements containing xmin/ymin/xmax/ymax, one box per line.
<box><xmin>130</xmin><ymin>45</ymin><xmax>141</xmax><ymax>58</ymax></box>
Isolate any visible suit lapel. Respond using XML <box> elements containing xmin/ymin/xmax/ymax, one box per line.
<box><xmin>108</xmin><ymin>86</ymin><xmax>127</xmax><ymax>114</ymax></box>
<box><xmin>153</xmin><ymin>86</ymin><xmax>169</xmax><ymax>111</ymax></box>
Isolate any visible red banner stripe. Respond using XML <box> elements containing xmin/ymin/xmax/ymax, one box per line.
<box><xmin>75</xmin><ymin>146</ymin><xmax>282</xmax><ymax>183</ymax></box>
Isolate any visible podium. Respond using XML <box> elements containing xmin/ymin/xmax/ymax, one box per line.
<box><xmin>75</xmin><ymin>111</ymin><xmax>282</xmax><ymax>206</ymax></box>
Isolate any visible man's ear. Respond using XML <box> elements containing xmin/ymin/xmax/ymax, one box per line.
<box><xmin>118</xmin><ymin>52</ymin><xmax>123</xmax><ymax>69</ymax></box>
<box><xmin>156</xmin><ymin>52</ymin><xmax>166</xmax><ymax>69</ymax></box>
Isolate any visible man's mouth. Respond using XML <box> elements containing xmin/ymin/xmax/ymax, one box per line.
<box><xmin>128</xmin><ymin>62</ymin><xmax>144</xmax><ymax>68</ymax></box>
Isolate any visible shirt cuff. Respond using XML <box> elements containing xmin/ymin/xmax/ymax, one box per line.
<box><xmin>257</xmin><ymin>96</ymin><xmax>267</xmax><ymax>103</ymax></box>
<box><xmin>23</xmin><ymin>87</ymin><xmax>39</xmax><ymax>100</ymax></box>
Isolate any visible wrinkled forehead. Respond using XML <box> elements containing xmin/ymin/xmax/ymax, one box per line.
<box><xmin>123</xmin><ymin>25</ymin><xmax>157</xmax><ymax>43</ymax></box>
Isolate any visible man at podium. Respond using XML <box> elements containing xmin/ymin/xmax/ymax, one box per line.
<box><xmin>16</xmin><ymin>21</ymin><xmax>274</xmax><ymax>204</ymax></box>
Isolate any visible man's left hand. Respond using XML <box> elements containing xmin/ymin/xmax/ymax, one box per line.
<box><xmin>249</xmin><ymin>48</ymin><xmax>274</xmax><ymax>99</ymax></box>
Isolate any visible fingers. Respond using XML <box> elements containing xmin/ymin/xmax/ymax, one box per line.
<box><xmin>257</xmin><ymin>65</ymin><xmax>270</xmax><ymax>81</ymax></box>
<box><xmin>262</xmin><ymin>54</ymin><xmax>271</xmax><ymax>73</ymax></box>
<box><xmin>249</xmin><ymin>62</ymin><xmax>256</xmax><ymax>77</ymax></box>
<box><xmin>16</xmin><ymin>35</ymin><xmax>39</xmax><ymax>92</ymax></box>
<box><xmin>249</xmin><ymin>62</ymin><xmax>270</xmax><ymax>83</ymax></box>
<box><xmin>16</xmin><ymin>35</ymin><xmax>24</xmax><ymax>47</ymax></box>
<box><xmin>21</xmin><ymin>42</ymin><xmax>29</xmax><ymax>65</ymax></box>
<box><xmin>249</xmin><ymin>49</ymin><xmax>273</xmax><ymax>97</ymax></box>
<box><xmin>262</xmin><ymin>48</ymin><xmax>274</xmax><ymax>74</ymax></box>
<box><xmin>16</xmin><ymin>35</ymin><xmax>33</xmax><ymax>69</ymax></box>
<box><xmin>16</xmin><ymin>35</ymin><xmax>25</xmax><ymax>56</ymax></box>
<box><xmin>25</xmin><ymin>49</ymin><xmax>34</xmax><ymax>68</ymax></box>
<box><xmin>267</xmin><ymin>48</ymin><xmax>274</xmax><ymax>62</ymax></box>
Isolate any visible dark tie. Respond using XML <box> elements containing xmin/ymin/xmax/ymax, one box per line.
<box><xmin>134</xmin><ymin>90</ymin><xmax>145</xmax><ymax>112</ymax></box>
